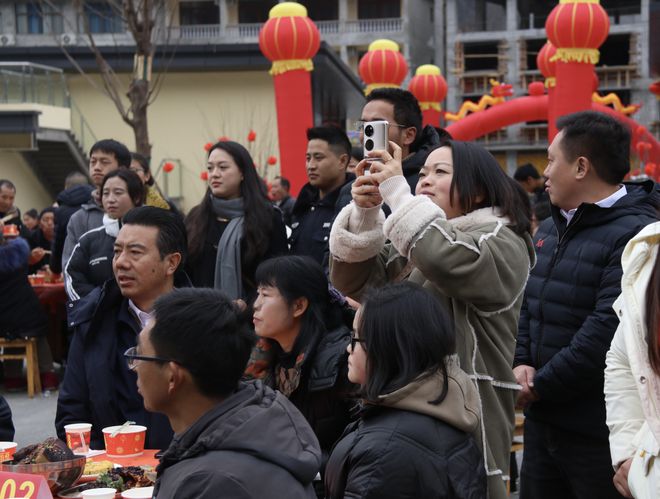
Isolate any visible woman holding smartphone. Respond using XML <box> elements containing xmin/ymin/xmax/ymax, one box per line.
<box><xmin>329</xmin><ymin>139</ymin><xmax>534</xmax><ymax>499</ymax></box>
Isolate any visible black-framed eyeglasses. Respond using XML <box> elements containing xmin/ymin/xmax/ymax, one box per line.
<box><xmin>353</xmin><ymin>120</ymin><xmax>408</xmax><ymax>132</ymax></box>
<box><xmin>350</xmin><ymin>333</ymin><xmax>366</xmax><ymax>351</ymax></box>
<box><xmin>124</xmin><ymin>346</ymin><xmax>177</xmax><ymax>371</ymax></box>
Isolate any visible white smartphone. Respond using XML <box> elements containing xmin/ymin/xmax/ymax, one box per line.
<box><xmin>363</xmin><ymin>120</ymin><xmax>389</xmax><ymax>162</ymax></box>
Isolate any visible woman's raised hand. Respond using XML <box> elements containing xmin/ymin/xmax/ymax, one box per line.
<box><xmin>366</xmin><ymin>141</ymin><xmax>404</xmax><ymax>185</ymax></box>
<box><xmin>352</xmin><ymin>159</ymin><xmax>383</xmax><ymax>208</ymax></box>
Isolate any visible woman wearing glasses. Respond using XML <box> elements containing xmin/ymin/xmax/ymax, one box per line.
<box><xmin>329</xmin><ymin>139</ymin><xmax>534</xmax><ymax>499</ymax></box>
<box><xmin>185</xmin><ymin>141</ymin><xmax>288</xmax><ymax>301</ymax></box>
<box><xmin>246</xmin><ymin>256</ymin><xmax>355</xmax><ymax>486</ymax></box>
<box><xmin>325</xmin><ymin>282</ymin><xmax>485</xmax><ymax>498</ymax></box>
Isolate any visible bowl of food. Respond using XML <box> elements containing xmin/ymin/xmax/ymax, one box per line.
<box><xmin>0</xmin><ymin>438</ymin><xmax>86</xmax><ymax>493</ymax></box>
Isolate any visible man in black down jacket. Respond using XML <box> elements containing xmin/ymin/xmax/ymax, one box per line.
<box><xmin>50</xmin><ymin>172</ymin><xmax>93</xmax><ymax>274</ymax></box>
<box><xmin>56</xmin><ymin>207</ymin><xmax>188</xmax><ymax>451</ymax></box>
<box><xmin>140</xmin><ymin>288</ymin><xmax>321</xmax><ymax>499</ymax></box>
<box><xmin>514</xmin><ymin>111</ymin><xmax>660</xmax><ymax>499</ymax></box>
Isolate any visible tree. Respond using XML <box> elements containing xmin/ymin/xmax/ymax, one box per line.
<box><xmin>43</xmin><ymin>0</ymin><xmax>175</xmax><ymax>158</ymax></box>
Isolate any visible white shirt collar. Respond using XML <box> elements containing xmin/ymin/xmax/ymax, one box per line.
<box><xmin>560</xmin><ymin>185</ymin><xmax>627</xmax><ymax>224</ymax></box>
<box><xmin>128</xmin><ymin>299</ymin><xmax>153</xmax><ymax>330</ymax></box>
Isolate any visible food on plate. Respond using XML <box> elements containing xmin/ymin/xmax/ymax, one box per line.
<box><xmin>84</xmin><ymin>460</ymin><xmax>114</xmax><ymax>476</ymax></box>
<box><xmin>12</xmin><ymin>437</ymin><xmax>75</xmax><ymax>464</ymax></box>
<box><xmin>80</xmin><ymin>466</ymin><xmax>155</xmax><ymax>492</ymax></box>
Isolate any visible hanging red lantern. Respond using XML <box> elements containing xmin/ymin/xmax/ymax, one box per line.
<box><xmin>649</xmin><ymin>81</ymin><xmax>660</xmax><ymax>99</ymax></box>
<box><xmin>203</xmin><ymin>142</ymin><xmax>213</xmax><ymax>152</ymax></box>
<box><xmin>408</xmin><ymin>64</ymin><xmax>447</xmax><ymax>111</ymax></box>
<box><xmin>528</xmin><ymin>81</ymin><xmax>545</xmax><ymax>96</ymax></box>
<box><xmin>259</xmin><ymin>2</ymin><xmax>321</xmax><ymax>76</ymax></box>
<box><xmin>358</xmin><ymin>39</ymin><xmax>408</xmax><ymax>95</ymax></box>
<box><xmin>267</xmin><ymin>155</ymin><xmax>278</xmax><ymax>165</ymax></box>
<box><xmin>247</xmin><ymin>130</ymin><xmax>257</xmax><ymax>142</ymax></box>
<box><xmin>536</xmin><ymin>41</ymin><xmax>557</xmax><ymax>88</ymax></box>
<box><xmin>546</xmin><ymin>0</ymin><xmax>609</xmax><ymax>64</ymax></box>
<box><xmin>162</xmin><ymin>162</ymin><xmax>174</xmax><ymax>173</ymax></box>
<box><xmin>200</xmin><ymin>171</ymin><xmax>209</xmax><ymax>181</ymax></box>
<box><xmin>218</xmin><ymin>136</ymin><xmax>230</xmax><ymax>142</ymax></box>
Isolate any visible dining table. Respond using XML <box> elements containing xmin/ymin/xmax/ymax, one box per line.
<box><xmin>55</xmin><ymin>450</ymin><xmax>160</xmax><ymax>499</ymax></box>
<box><xmin>31</xmin><ymin>281</ymin><xmax>68</xmax><ymax>363</ymax></box>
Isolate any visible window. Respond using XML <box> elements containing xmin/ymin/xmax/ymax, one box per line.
<box><xmin>601</xmin><ymin>0</ymin><xmax>641</xmax><ymax>24</ymax></box>
<box><xmin>457</xmin><ymin>0</ymin><xmax>506</xmax><ymax>32</ymax></box>
<box><xmin>15</xmin><ymin>2</ymin><xmax>63</xmax><ymax>34</ymax></box>
<box><xmin>238</xmin><ymin>0</ymin><xmax>277</xmax><ymax>23</ymax></box>
<box><xmin>358</xmin><ymin>0</ymin><xmax>400</xmax><ymax>19</ymax></box>
<box><xmin>179</xmin><ymin>1</ymin><xmax>219</xmax><ymax>25</ymax></box>
<box><xmin>298</xmin><ymin>0</ymin><xmax>338</xmax><ymax>21</ymax></box>
<box><xmin>84</xmin><ymin>2</ymin><xmax>123</xmax><ymax>33</ymax></box>
<box><xmin>517</xmin><ymin>0</ymin><xmax>554</xmax><ymax>29</ymax></box>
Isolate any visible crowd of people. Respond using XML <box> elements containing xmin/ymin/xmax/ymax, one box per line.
<box><xmin>0</xmin><ymin>87</ymin><xmax>658</xmax><ymax>499</ymax></box>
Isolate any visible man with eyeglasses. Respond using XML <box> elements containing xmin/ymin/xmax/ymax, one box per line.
<box><xmin>128</xmin><ymin>287</ymin><xmax>322</xmax><ymax>498</ymax></box>
<box><xmin>61</xmin><ymin>139</ymin><xmax>132</xmax><ymax>271</ymax></box>
<box><xmin>55</xmin><ymin>206</ymin><xmax>188</xmax><ymax>451</ymax></box>
<box><xmin>336</xmin><ymin>88</ymin><xmax>447</xmax><ymax>212</ymax></box>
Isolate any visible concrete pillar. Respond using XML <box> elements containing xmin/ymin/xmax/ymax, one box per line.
<box><xmin>434</xmin><ymin>0</ymin><xmax>446</xmax><ymax>73</ymax></box>
<box><xmin>219</xmin><ymin>0</ymin><xmax>229</xmax><ymax>29</ymax></box>
<box><xmin>445</xmin><ymin>0</ymin><xmax>459</xmax><ymax>112</ymax></box>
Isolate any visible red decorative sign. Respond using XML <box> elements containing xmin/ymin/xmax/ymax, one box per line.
<box><xmin>0</xmin><ymin>471</ymin><xmax>53</xmax><ymax>499</ymax></box>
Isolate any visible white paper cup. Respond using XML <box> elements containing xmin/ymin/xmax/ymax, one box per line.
<box><xmin>81</xmin><ymin>488</ymin><xmax>117</xmax><ymax>499</ymax></box>
<box><xmin>121</xmin><ymin>487</ymin><xmax>154</xmax><ymax>498</ymax></box>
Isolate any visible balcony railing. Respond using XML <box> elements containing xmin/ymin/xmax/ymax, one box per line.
<box><xmin>167</xmin><ymin>17</ymin><xmax>403</xmax><ymax>43</ymax></box>
<box><xmin>519</xmin><ymin>124</ymin><xmax>548</xmax><ymax>145</ymax></box>
<box><xmin>595</xmin><ymin>65</ymin><xmax>638</xmax><ymax>89</ymax></box>
<box><xmin>0</xmin><ymin>62</ymin><xmax>69</xmax><ymax>107</ymax></box>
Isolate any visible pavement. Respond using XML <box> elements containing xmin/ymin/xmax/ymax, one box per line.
<box><xmin>1</xmin><ymin>387</ymin><xmax>58</xmax><ymax>448</ymax></box>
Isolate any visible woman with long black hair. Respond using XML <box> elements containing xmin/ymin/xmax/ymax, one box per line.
<box><xmin>185</xmin><ymin>141</ymin><xmax>287</xmax><ymax>301</ymax></box>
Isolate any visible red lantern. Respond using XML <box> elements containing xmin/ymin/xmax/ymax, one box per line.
<box><xmin>267</xmin><ymin>155</ymin><xmax>278</xmax><ymax>165</ymax></box>
<box><xmin>218</xmin><ymin>136</ymin><xmax>230</xmax><ymax>142</ymax></box>
<box><xmin>162</xmin><ymin>162</ymin><xmax>174</xmax><ymax>173</ymax></box>
<box><xmin>358</xmin><ymin>39</ymin><xmax>408</xmax><ymax>95</ymax></box>
<box><xmin>200</xmin><ymin>171</ymin><xmax>209</xmax><ymax>181</ymax></box>
<box><xmin>650</xmin><ymin>81</ymin><xmax>660</xmax><ymax>99</ymax></box>
<box><xmin>528</xmin><ymin>82</ymin><xmax>545</xmax><ymax>96</ymax></box>
<box><xmin>247</xmin><ymin>130</ymin><xmax>257</xmax><ymax>142</ymax></box>
<box><xmin>203</xmin><ymin>142</ymin><xmax>213</xmax><ymax>152</ymax></box>
<box><xmin>536</xmin><ymin>41</ymin><xmax>557</xmax><ymax>86</ymax></box>
<box><xmin>408</xmin><ymin>65</ymin><xmax>447</xmax><ymax>111</ymax></box>
<box><xmin>546</xmin><ymin>1</ymin><xmax>609</xmax><ymax>64</ymax></box>
<box><xmin>259</xmin><ymin>2</ymin><xmax>320</xmax><ymax>76</ymax></box>
<box><xmin>644</xmin><ymin>163</ymin><xmax>657</xmax><ymax>177</ymax></box>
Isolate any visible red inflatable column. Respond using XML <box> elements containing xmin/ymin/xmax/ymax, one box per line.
<box><xmin>546</xmin><ymin>0</ymin><xmax>609</xmax><ymax>133</ymax></box>
<box><xmin>259</xmin><ymin>2</ymin><xmax>320</xmax><ymax>196</ymax></box>
<box><xmin>408</xmin><ymin>65</ymin><xmax>448</xmax><ymax>128</ymax></box>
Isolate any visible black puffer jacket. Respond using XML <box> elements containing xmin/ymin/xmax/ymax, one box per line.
<box><xmin>515</xmin><ymin>180</ymin><xmax>659</xmax><ymax>440</ymax></box>
<box><xmin>325</xmin><ymin>366</ymin><xmax>486</xmax><ymax>499</ymax></box>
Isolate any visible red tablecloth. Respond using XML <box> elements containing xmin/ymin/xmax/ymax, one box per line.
<box><xmin>32</xmin><ymin>282</ymin><xmax>67</xmax><ymax>362</ymax></box>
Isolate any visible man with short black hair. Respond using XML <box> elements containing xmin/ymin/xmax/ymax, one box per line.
<box><xmin>514</xmin><ymin>111</ymin><xmax>660</xmax><ymax>499</ymax></box>
<box><xmin>137</xmin><ymin>287</ymin><xmax>321</xmax><ymax>498</ymax></box>
<box><xmin>289</xmin><ymin>127</ymin><xmax>355</xmax><ymax>269</ymax></box>
<box><xmin>336</xmin><ymin>88</ymin><xmax>446</xmax><ymax>211</ymax></box>
<box><xmin>56</xmin><ymin>206</ymin><xmax>188</xmax><ymax>450</ymax></box>
<box><xmin>50</xmin><ymin>172</ymin><xmax>94</xmax><ymax>273</ymax></box>
<box><xmin>0</xmin><ymin>180</ymin><xmax>26</xmax><ymax>234</ymax></box>
<box><xmin>271</xmin><ymin>176</ymin><xmax>296</xmax><ymax>227</ymax></box>
<box><xmin>62</xmin><ymin>139</ymin><xmax>131</xmax><ymax>270</ymax></box>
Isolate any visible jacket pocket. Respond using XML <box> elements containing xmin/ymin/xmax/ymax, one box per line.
<box><xmin>628</xmin><ymin>425</ymin><xmax>660</xmax><ymax>499</ymax></box>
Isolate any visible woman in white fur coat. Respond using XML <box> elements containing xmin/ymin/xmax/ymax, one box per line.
<box><xmin>328</xmin><ymin>139</ymin><xmax>535</xmax><ymax>499</ymax></box>
<box><xmin>605</xmin><ymin>222</ymin><xmax>660</xmax><ymax>499</ymax></box>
